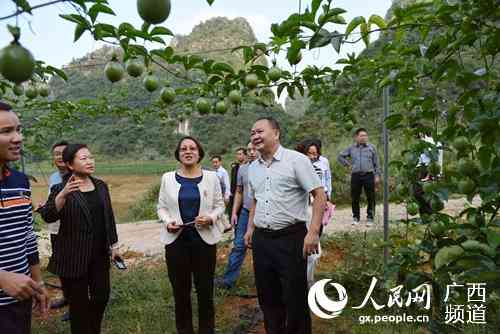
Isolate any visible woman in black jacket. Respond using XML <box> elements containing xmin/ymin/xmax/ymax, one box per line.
<box><xmin>41</xmin><ymin>143</ymin><xmax>120</xmax><ymax>334</ymax></box>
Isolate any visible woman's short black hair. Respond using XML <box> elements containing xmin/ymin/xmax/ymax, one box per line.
<box><xmin>62</xmin><ymin>143</ymin><xmax>88</xmax><ymax>164</ymax></box>
<box><xmin>174</xmin><ymin>136</ymin><xmax>205</xmax><ymax>163</ymax></box>
<box><xmin>305</xmin><ymin>142</ymin><xmax>322</xmax><ymax>156</ymax></box>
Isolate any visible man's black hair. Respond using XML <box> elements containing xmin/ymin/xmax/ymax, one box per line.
<box><xmin>0</xmin><ymin>102</ymin><xmax>12</xmax><ymax>112</ymax></box>
<box><xmin>235</xmin><ymin>147</ymin><xmax>247</xmax><ymax>155</ymax></box>
<box><xmin>255</xmin><ymin>116</ymin><xmax>281</xmax><ymax>137</ymax></box>
<box><xmin>52</xmin><ymin>140</ymin><xmax>69</xmax><ymax>152</ymax></box>
<box><xmin>354</xmin><ymin>128</ymin><xmax>368</xmax><ymax>136</ymax></box>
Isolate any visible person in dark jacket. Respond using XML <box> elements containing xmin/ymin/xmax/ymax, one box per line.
<box><xmin>40</xmin><ymin>143</ymin><xmax>120</xmax><ymax>334</ymax></box>
<box><xmin>228</xmin><ymin>147</ymin><xmax>247</xmax><ymax>215</ymax></box>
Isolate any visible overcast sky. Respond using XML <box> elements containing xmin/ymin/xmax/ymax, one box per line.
<box><xmin>0</xmin><ymin>0</ymin><xmax>393</xmax><ymax>102</ymax></box>
<box><xmin>0</xmin><ymin>1</ymin><xmax>393</xmax><ymax>65</ymax></box>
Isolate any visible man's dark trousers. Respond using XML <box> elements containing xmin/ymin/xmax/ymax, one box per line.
<box><xmin>252</xmin><ymin>223</ymin><xmax>311</xmax><ymax>334</ymax></box>
<box><xmin>0</xmin><ymin>299</ymin><xmax>32</xmax><ymax>334</ymax></box>
<box><xmin>351</xmin><ymin>172</ymin><xmax>375</xmax><ymax>220</ymax></box>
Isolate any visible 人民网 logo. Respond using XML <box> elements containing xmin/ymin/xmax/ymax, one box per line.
<box><xmin>308</xmin><ymin>279</ymin><xmax>348</xmax><ymax>319</ymax></box>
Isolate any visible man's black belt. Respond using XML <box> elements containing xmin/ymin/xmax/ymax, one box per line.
<box><xmin>352</xmin><ymin>171</ymin><xmax>374</xmax><ymax>176</ymax></box>
<box><xmin>255</xmin><ymin>222</ymin><xmax>306</xmax><ymax>238</ymax></box>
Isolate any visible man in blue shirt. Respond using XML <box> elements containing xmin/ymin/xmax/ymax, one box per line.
<box><xmin>0</xmin><ymin>102</ymin><xmax>49</xmax><ymax>334</ymax></box>
<box><xmin>338</xmin><ymin>128</ymin><xmax>381</xmax><ymax>226</ymax></box>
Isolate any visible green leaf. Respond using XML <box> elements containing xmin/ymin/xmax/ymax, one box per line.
<box><xmin>7</xmin><ymin>24</ymin><xmax>20</xmax><ymax>40</ymax></box>
<box><xmin>287</xmin><ymin>85</ymin><xmax>295</xmax><ymax>99</ymax></box>
<box><xmin>328</xmin><ymin>15</ymin><xmax>346</xmax><ymax>25</ymax></box>
<box><xmin>243</xmin><ymin>47</ymin><xmax>253</xmax><ymax>64</ymax></box>
<box><xmin>368</xmin><ymin>14</ymin><xmax>386</xmax><ymax>29</ymax></box>
<box><xmin>331</xmin><ymin>30</ymin><xmax>342</xmax><ymax>53</ymax></box>
<box><xmin>287</xmin><ymin>39</ymin><xmax>305</xmax><ymax>65</ymax></box>
<box><xmin>74</xmin><ymin>23</ymin><xmax>87</xmax><ymax>42</ymax></box>
<box><xmin>295</xmin><ymin>82</ymin><xmax>305</xmax><ymax>96</ymax></box>
<box><xmin>345</xmin><ymin>16</ymin><xmax>365</xmax><ymax>39</ymax></box>
<box><xmin>59</xmin><ymin>14</ymin><xmax>87</xmax><ymax>26</ymax></box>
<box><xmin>311</xmin><ymin>0</ymin><xmax>322</xmax><ymax>17</ymax></box>
<box><xmin>118</xmin><ymin>23</ymin><xmax>135</xmax><ymax>36</ymax></box>
<box><xmin>128</xmin><ymin>44</ymin><xmax>148</xmax><ymax>57</ymax></box>
<box><xmin>207</xmin><ymin>0</ymin><xmax>215</xmax><ymax>5</ymax></box>
<box><xmin>360</xmin><ymin>22</ymin><xmax>369</xmax><ymax>46</ymax></box>
<box><xmin>13</xmin><ymin>0</ymin><xmax>31</xmax><ymax>14</ymax></box>
<box><xmin>93</xmin><ymin>23</ymin><xmax>117</xmax><ymax>39</ymax></box>
<box><xmin>88</xmin><ymin>3</ymin><xmax>115</xmax><ymax>23</ymax></box>
<box><xmin>46</xmin><ymin>66</ymin><xmax>67</xmax><ymax>81</ymax></box>
<box><xmin>71</xmin><ymin>0</ymin><xmax>87</xmax><ymax>11</ymax></box>
<box><xmin>486</xmin><ymin>229</ymin><xmax>500</xmax><ymax>248</ymax></box>
<box><xmin>328</xmin><ymin>8</ymin><xmax>347</xmax><ymax>16</ymax></box>
<box><xmin>309</xmin><ymin>29</ymin><xmax>332</xmax><ymax>49</ymax></box>
<box><xmin>277</xmin><ymin>83</ymin><xmax>288</xmax><ymax>98</ymax></box>
<box><xmin>150</xmin><ymin>27</ymin><xmax>173</xmax><ymax>36</ymax></box>
<box><xmin>385</xmin><ymin>113</ymin><xmax>403</xmax><ymax>129</ymax></box>
<box><xmin>208</xmin><ymin>75</ymin><xmax>222</xmax><ymax>85</ymax></box>
<box><xmin>212</xmin><ymin>62</ymin><xmax>235</xmax><ymax>75</ymax></box>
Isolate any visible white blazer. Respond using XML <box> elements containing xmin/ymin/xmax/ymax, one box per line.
<box><xmin>157</xmin><ymin>170</ymin><xmax>226</xmax><ymax>245</ymax></box>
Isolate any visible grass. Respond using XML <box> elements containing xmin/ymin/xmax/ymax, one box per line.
<box><xmin>25</xmin><ymin>159</ymin><xmax>178</xmax><ymax>179</ymax></box>
<box><xmin>32</xmin><ymin>230</ymin><xmax>499</xmax><ymax>334</ymax></box>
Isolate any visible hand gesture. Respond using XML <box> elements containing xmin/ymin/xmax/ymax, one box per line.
<box><xmin>165</xmin><ymin>222</ymin><xmax>181</xmax><ymax>233</ymax></box>
<box><xmin>194</xmin><ymin>216</ymin><xmax>213</xmax><ymax>228</ymax></box>
<box><xmin>33</xmin><ymin>287</ymin><xmax>49</xmax><ymax>318</ymax></box>
<box><xmin>303</xmin><ymin>230</ymin><xmax>320</xmax><ymax>259</ymax></box>
<box><xmin>230</xmin><ymin>213</ymin><xmax>238</xmax><ymax>227</ymax></box>
<box><xmin>61</xmin><ymin>175</ymin><xmax>81</xmax><ymax>198</ymax></box>
<box><xmin>244</xmin><ymin>228</ymin><xmax>254</xmax><ymax>249</ymax></box>
<box><xmin>0</xmin><ymin>272</ymin><xmax>43</xmax><ymax>301</ymax></box>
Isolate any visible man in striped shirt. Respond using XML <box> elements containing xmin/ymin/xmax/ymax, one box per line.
<box><xmin>0</xmin><ymin>102</ymin><xmax>49</xmax><ymax>334</ymax></box>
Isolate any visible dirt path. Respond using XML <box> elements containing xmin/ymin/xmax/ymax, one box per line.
<box><xmin>38</xmin><ymin>197</ymin><xmax>476</xmax><ymax>258</ymax></box>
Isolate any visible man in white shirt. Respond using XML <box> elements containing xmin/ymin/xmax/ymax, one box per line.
<box><xmin>211</xmin><ymin>155</ymin><xmax>231</xmax><ymax>206</ymax></box>
<box><xmin>44</xmin><ymin>141</ymin><xmax>70</xmax><ymax>319</ymax></box>
<box><xmin>245</xmin><ymin>117</ymin><xmax>326</xmax><ymax>334</ymax></box>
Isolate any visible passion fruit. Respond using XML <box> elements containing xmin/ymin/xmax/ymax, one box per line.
<box><xmin>268</xmin><ymin>66</ymin><xmax>281</xmax><ymax>82</ymax></box>
<box><xmin>196</xmin><ymin>98</ymin><xmax>210</xmax><ymax>115</ymax></box>
<box><xmin>228</xmin><ymin>90</ymin><xmax>242</xmax><ymax>105</ymax></box>
<box><xmin>126</xmin><ymin>59</ymin><xmax>145</xmax><ymax>78</ymax></box>
<box><xmin>38</xmin><ymin>84</ymin><xmax>49</xmax><ymax>97</ymax></box>
<box><xmin>160</xmin><ymin>87</ymin><xmax>175</xmax><ymax>104</ymax></box>
<box><xmin>104</xmin><ymin>61</ymin><xmax>125</xmax><ymax>83</ymax></box>
<box><xmin>137</xmin><ymin>0</ymin><xmax>171</xmax><ymax>24</ymax></box>
<box><xmin>215</xmin><ymin>100</ymin><xmax>227</xmax><ymax>114</ymax></box>
<box><xmin>245</xmin><ymin>73</ymin><xmax>259</xmax><ymax>89</ymax></box>
<box><xmin>0</xmin><ymin>42</ymin><xmax>35</xmax><ymax>84</ymax></box>
<box><xmin>143</xmin><ymin>74</ymin><xmax>159</xmax><ymax>92</ymax></box>
<box><xmin>25</xmin><ymin>85</ymin><xmax>38</xmax><ymax>99</ymax></box>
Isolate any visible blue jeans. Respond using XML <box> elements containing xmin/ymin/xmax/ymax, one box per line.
<box><xmin>223</xmin><ymin>208</ymin><xmax>249</xmax><ymax>287</ymax></box>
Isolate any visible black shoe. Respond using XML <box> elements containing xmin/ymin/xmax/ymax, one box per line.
<box><xmin>61</xmin><ymin>312</ymin><xmax>70</xmax><ymax>322</ymax></box>
<box><xmin>50</xmin><ymin>298</ymin><xmax>68</xmax><ymax>310</ymax></box>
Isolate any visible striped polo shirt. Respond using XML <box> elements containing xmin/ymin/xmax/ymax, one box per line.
<box><xmin>0</xmin><ymin>167</ymin><xmax>39</xmax><ymax>306</ymax></box>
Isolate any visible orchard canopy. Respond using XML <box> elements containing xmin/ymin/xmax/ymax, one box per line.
<box><xmin>0</xmin><ymin>0</ymin><xmax>499</xmax><ymax>326</ymax></box>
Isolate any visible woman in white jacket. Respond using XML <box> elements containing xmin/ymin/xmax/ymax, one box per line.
<box><xmin>158</xmin><ymin>136</ymin><xmax>225</xmax><ymax>334</ymax></box>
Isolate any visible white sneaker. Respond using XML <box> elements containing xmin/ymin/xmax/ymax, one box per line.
<box><xmin>352</xmin><ymin>219</ymin><xmax>360</xmax><ymax>226</ymax></box>
<box><xmin>366</xmin><ymin>218</ymin><xmax>374</xmax><ymax>226</ymax></box>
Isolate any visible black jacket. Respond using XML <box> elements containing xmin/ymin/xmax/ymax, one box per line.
<box><xmin>40</xmin><ymin>176</ymin><xmax>118</xmax><ymax>278</ymax></box>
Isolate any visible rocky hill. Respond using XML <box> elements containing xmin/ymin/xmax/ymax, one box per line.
<box><xmin>171</xmin><ymin>16</ymin><xmax>267</xmax><ymax>69</ymax></box>
<box><xmin>39</xmin><ymin>17</ymin><xmax>284</xmax><ymax>159</ymax></box>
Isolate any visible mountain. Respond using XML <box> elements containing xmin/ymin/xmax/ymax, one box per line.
<box><xmin>171</xmin><ymin>16</ymin><xmax>267</xmax><ymax>69</ymax></box>
<box><xmin>33</xmin><ymin>17</ymin><xmax>284</xmax><ymax>160</ymax></box>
